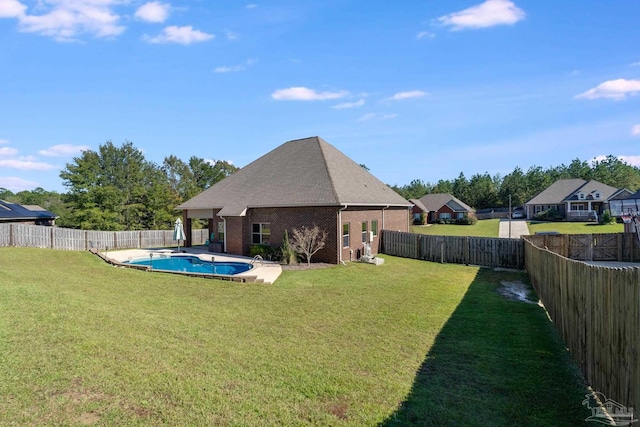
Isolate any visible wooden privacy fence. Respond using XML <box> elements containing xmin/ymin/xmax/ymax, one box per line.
<box><xmin>0</xmin><ymin>224</ymin><xmax>209</xmax><ymax>251</ymax></box>
<box><xmin>526</xmin><ymin>232</ymin><xmax>640</xmax><ymax>262</ymax></box>
<box><xmin>380</xmin><ymin>230</ymin><xmax>524</xmax><ymax>269</ymax></box>
<box><xmin>524</xmin><ymin>239</ymin><xmax>640</xmax><ymax>414</ymax></box>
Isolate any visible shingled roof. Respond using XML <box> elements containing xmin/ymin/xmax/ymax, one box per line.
<box><xmin>416</xmin><ymin>193</ymin><xmax>473</xmax><ymax>212</ymax></box>
<box><xmin>177</xmin><ymin>136</ymin><xmax>411</xmax><ymax>215</ymax></box>
<box><xmin>526</xmin><ymin>179</ymin><xmax>621</xmax><ymax>205</ymax></box>
<box><xmin>0</xmin><ymin>200</ymin><xmax>58</xmax><ymax>222</ymax></box>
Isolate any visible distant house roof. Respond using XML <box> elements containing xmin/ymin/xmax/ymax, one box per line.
<box><xmin>526</xmin><ymin>179</ymin><xmax>623</xmax><ymax>205</ymax></box>
<box><xmin>409</xmin><ymin>198</ymin><xmax>428</xmax><ymax>212</ymax></box>
<box><xmin>0</xmin><ymin>200</ymin><xmax>58</xmax><ymax>222</ymax></box>
<box><xmin>177</xmin><ymin>136</ymin><xmax>412</xmax><ymax>214</ymax></box>
<box><xmin>416</xmin><ymin>193</ymin><xmax>473</xmax><ymax>213</ymax></box>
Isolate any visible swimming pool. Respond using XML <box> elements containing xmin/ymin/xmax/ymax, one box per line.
<box><xmin>125</xmin><ymin>255</ymin><xmax>253</xmax><ymax>275</ymax></box>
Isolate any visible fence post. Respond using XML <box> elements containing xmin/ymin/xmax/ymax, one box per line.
<box><xmin>51</xmin><ymin>227</ymin><xmax>54</xmax><ymax>249</ymax></box>
<box><xmin>9</xmin><ymin>223</ymin><xmax>14</xmax><ymax>246</ymax></box>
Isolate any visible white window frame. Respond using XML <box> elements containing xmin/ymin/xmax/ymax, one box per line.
<box><xmin>343</xmin><ymin>223</ymin><xmax>350</xmax><ymax>248</ymax></box>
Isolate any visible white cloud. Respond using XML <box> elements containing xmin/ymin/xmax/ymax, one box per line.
<box><xmin>416</xmin><ymin>31</ymin><xmax>435</xmax><ymax>40</ymax></box>
<box><xmin>145</xmin><ymin>25</ymin><xmax>214</xmax><ymax>44</ymax></box>
<box><xmin>389</xmin><ymin>90</ymin><xmax>427</xmax><ymax>100</ymax></box>
<box><xmin>0</xmin><ymin>176</ymin><xmax>39</xmax><ymax>192</ymax></box>
<box><xmin>631</xmin><ymin>62</ymin><xmax>640</xmax><ymax>67</ymax></box>
<box><xmin>0</xmin><ymin>139</ymin><xmax>9</xmax><ymax>144</ymax></box>
<box><xmin>225</xmin><ymin>30</ymin><xmax>238</xmax><ymax>40</ymax></box>
<box><xmin>0</xmin><ymin>159</ymin><xmax>55</xmax><ymax>170</ymax></box>
<box><xmin>271</xmin><ymin>87</ymin><xmax>348</xmax><ymax>101</ymax></box>
<box><xmin>576</xmin><ymin>79</ymin><xmax>640</xmax><ymax>100</ymax></box>
<box><xmin>332</xmin><ymin>99</ymin><xmax>365</xmax><ymax>109</ymax></box>
<box><xmin>632</xmin><ymin>124</ymin><xmax>640</xmax><ymax>136</ymax></box>
<box><xmin>214</xmin><ymin>59</ymin><xmax>256</xmax><ymax>73</ymax></box>
<box><xmin>16</xmin><ymin>0</ymin><xmax>125</xmax><ymax>41</ymax></box>
<box><xmin>0</xmin><ymin>0</ymin><xmax>26</xmax><ymax>18</ymax></box>
<box><xmin>135</xmin><ymin>2</ymin><xmax>170</xmax><ymax>23</ymax></box>
<box><xmin>38</xmin><ymin>143</ymin><xmax>89</xmax><ymax>157</ymax></box>
<box><xmin>357</xmin><ymin>113</ymin><xmax>398</xmax><ymax>122</ymax></box>
<box><xmin>0</xmin><ymin>146</ymin><xmax>18</xmax><ymax>156</ymax></box>
<box><xmin>437</xmin><ymin>0</ymin><xmax>525</xmax><ymax>31</ymax></box>
<box><xmin>246</xmin><ymin>4</ymin><xmax>257</xmax><ymax>9</ymax></box>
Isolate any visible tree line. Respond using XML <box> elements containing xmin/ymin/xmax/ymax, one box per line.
<box><xmin>391</xmin><ymin>155</ymin><xmax>640</xmax><ymax>209</ymax></box>
<box><xmin>1</xmin><ymin>141</ymin><xmax>238</xmax><ymax>230</ymax></box>
<box><xmin>2</xmin><ymin>141</ymin><xmax>639</xmax><ymax>229</ymax></box>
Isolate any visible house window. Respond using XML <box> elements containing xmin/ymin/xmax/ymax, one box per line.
<box><xmin>371</xmin><ymin>220</ymin><xmax>378</xmax><ymax>237</ymax></box>
<box><xmin>252</xmin><ymin>223</ymin><xmax>270</xmax><ymax>244</ymax></box>
<box><xmin>578</xmin><ymin>192</ymin><xmax>586</xmax><ymax>200</ymax></box>
<box><xmin>440</xmin><ymin>212</ymin><xmax>451</xmax><ymax>220</ymax></box>
<box><xmin>362</xmin><ymin>221</ymin><xmax>368</xmax><ymax>243</ymax></box>
<box><xmin>343</xmin><ymin>223</ymin><xmax>350</xmax><ymax>248</ymax></box>
<box><xmin>456</xmin><ymin>212</ymin><xmax>464</xmax><ymax>219</ymax></box>
<box><xmin>218</xmin><ymin>222</ymin><xmax>225</xmax><ymax>242</ymax></box>
<box><xmin>535</xmin><ymin>205</ymin><xmax>543</xmax><ymax>214</ymax></box>
<box><xmin>594</xmin><ymin>192</ymin><xmax>601</xmax><ymax>200</ymax></box>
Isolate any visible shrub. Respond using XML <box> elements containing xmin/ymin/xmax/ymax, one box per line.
<box><xmin>249</xmin><ymin>244</ymin><xmax>280</xmax><ymax>261</ymax></box>
<box><xmin>534</xmin><ymin>208</ymin><xmax>563</xmax><ymax>222</ymax></box>
<box><xmin>600</xmin><ymin>210</ymin><xmax>616</xmax><ymax>224</ymax></box>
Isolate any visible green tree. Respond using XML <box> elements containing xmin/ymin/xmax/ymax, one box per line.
<box><xmin>60</xmin><ymin>141</ymin><xmax>161</xmax><ymax>230</ymax></box>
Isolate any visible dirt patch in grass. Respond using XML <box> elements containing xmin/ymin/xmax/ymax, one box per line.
<box><xmin>497</xmin><ymin>280</ymin><xmax>538</xmax><ymax>304</ymax></box>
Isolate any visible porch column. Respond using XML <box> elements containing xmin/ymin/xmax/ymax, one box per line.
<box><xmin>183</xmin><ymin>210</ymin><xmax>192</xmax><ymax>247</ymax></box>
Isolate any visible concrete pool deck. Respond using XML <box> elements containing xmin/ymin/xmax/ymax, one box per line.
<box><xmin>102</xmin><ymin>246</ymin><xmax>282</xmax><ymax>284</ymax></box>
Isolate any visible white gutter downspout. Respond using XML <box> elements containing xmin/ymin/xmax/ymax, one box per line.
<box><xmin>339</xmin><ymin>204</ymin><xmax>348</xmax><ymax>265</ymax></box>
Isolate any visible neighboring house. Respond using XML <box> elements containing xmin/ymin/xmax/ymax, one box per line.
<box><xmin>525</xmin><ymin>179</ymin><xmax>632</xmax><ymax>221</ymax></box>
<box><xmin>414</xmin><ymin>193</ymin><xmax>474</xmax><ymax>223</ymax></box>
<box><xmin>409</xmin><ymin>198</ymin><xmax>429</xmax><ymax>224</ymax></box>
<box><xmin>0</xmin><ymin>200</ymin><xmax>58</xmax><ymax>225</ymax></box>
<box><xmin>610</xmin><ymin>189</ymin><xmax>640</xmax><ymax>217</ymax></box>
<box><xmin>177</xmin><ymin>136</ymin><xmax>412</xmax><ymax>264</ymax></box>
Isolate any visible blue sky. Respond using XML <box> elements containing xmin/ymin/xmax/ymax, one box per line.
<box><xmin>1</xmin><ymin>0</ymin><xmax>639</xmax><ymax>193</ymax></box>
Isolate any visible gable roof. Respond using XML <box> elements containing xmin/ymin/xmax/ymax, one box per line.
<box><xmin>177</xmin><ymin>136</ymin><xmax>411</xmax><ymax>215</ymax></box>
<box><xmin>526</xmin><ymin>179</ymin><xmax>622</xmax><ymax>205</ymax></box>
<box><xmin>0</xmin><ymin>200</ymin><xmax>58</xmax><ymax>222</ymax></box>
<box><xmin>409</xmin><ymin>198</ymin><xmax>428</xmax><ymax>212</ymax></box>
<box><xmin>417</xmin><ymin>193</ymin><xmax>473</xmax><ymax>212</ymax></box>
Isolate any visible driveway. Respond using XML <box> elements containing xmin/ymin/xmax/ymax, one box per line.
<box><xmin>499</xmin><ymin>219</ymin><xmax>529</xmax><ymax>238</ymax></box>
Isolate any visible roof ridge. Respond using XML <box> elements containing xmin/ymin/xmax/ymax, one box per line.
<box><xmin>315</xmin><ymin>137</ymin><xmax>341</xmax><ymax>204</ymax></box>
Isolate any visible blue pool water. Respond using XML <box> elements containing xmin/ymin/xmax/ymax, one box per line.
<box><xmin>126</xmin><ymin>255</ymin><xmax>253</xmax><ymax>275</ymax></box>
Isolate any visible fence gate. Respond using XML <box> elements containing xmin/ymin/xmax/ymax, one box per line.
<box><xmin>567</xmin><ymin>234</ymin><xmax>592</xmax><ymax>260</ymax></box>
<box><xmin>592</xmin><ymin>234</ymin><xmax>618</xmax><ymax>261</ymax></box>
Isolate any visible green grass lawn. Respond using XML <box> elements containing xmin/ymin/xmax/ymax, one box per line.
<box><xmin>0</xmin><ymin>248</ymin><xmax>590</xmax><ymax>426</ymax></box>
<box><xmin>527</xmin><ymin>220</ymin><xmax>623</xmax><ymax>234</ymax></box>
<box><xmin>411</xmin><ymin>218</ymin><xmax>500</xmax><ymax>237</ymax></box>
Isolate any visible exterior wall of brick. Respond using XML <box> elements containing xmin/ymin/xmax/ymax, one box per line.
<box><xmin>186</xmin><ymin>204</ymin><xmax>410</xmax><ymax>264</ymax></box>
<box><xmin>245</xmin><ymin>206</ymin><xmax>339</xmax><ymax>263</ymax></box>
<box><xmin>339</xmin><ymin>206</ymin><xmax>409</xmax><ymax>262</ymax></box>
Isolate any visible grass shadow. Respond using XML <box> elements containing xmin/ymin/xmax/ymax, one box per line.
<box><xmin>380</xmin><ymin>268</ymin><xmax>591</xmax><ymax>426</ymax></box>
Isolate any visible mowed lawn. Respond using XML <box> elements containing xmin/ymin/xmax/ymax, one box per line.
<box><xmin>527</xmin><ymin>220</ymin><xmax>623</xmax><ymax>234</ymax></box>
<box><xmin>0</xmin><ymin>248</ymin><xmax>590</xmax><ymax>426</ymax></box>
<box><xmin>411</xmin><ymin>219</ymin><xmax>501</xmax><ymax>237</ymax></box>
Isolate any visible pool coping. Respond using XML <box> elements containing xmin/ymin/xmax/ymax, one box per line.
<box><xmin>92</xmin><ymin>247</ymin><xmax>282</xmax><ymax>284</ymax></box>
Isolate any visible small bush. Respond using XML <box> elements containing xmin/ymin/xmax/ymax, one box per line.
<box><xmin>534</xmin><ymin>208</ymin><xmax>563</xmax><ymax>222</ymax></box>
<box><xmin>600</xmin><ymin>210</ymin><xmax>616</xmax><ymax>224</ymax></box>
<box><xmin>249</xmin><ymin>244</ymin><xmax>280</xmax><ymax>261</ymax></box>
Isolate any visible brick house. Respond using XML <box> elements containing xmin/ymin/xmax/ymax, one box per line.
<box><xmin>412</xmin><ymin>193</ymin><xmax>474</xmax><ymax>223</ymax></box>
<box><xmin>177</xmin><ymin>137</ymin><xmax>411</xmax><ymax>264</ymax></box>
<box><xmin>0</xmin><ymin>200</ymin><xmax>58</xmax><ymax>225</ymax></box>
